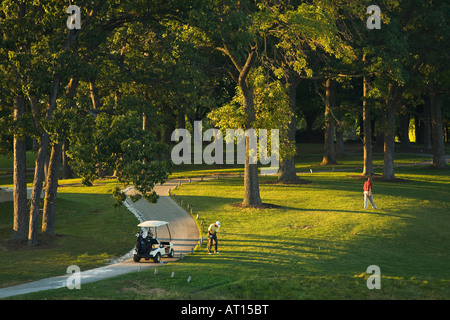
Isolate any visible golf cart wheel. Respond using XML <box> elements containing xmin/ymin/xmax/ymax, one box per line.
<box><xmin>153</xmin><ymin>253</ymin><xmax>161</xmax><ymax>263</ymax></box>
<box><xmin>133</xmin><ymin>255</ymin><xmax>141</xmax><ymax>262</ymax></box>
<box><xmin>168</xmin><ymin>249</ymin><xmax>174</xmax><ymax>258</ymax></box>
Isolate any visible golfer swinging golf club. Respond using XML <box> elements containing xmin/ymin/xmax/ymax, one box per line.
<box><xmin>207</xmin><ymin>221</ymin><xmax>220</xmax><ymax>254</ymax></box>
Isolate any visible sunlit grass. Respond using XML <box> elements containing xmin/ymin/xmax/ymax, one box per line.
<box><xmin>12</xmin><ymin>166</ymin><xmax>450</xmax><ymax>300</ymax></box>
<box><xmin>168</xmin><ymin>148</ymin><xmax>432</xmax><ymax>179</ymax></box>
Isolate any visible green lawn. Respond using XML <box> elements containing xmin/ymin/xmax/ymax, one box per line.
<box><xmin>9</xmin><ymin>165</ymin><xmax>449</xmax><ymax>300</ymax></box>
<box><xmin>0</xmin><ymin>151</ymin><xmax>37</xmax><ymax>169</ymax></box>
<box><xmin>0</xmin><ymin>179</ymin><xmax>138</xmax><ymax>288</ymax></box>
<box><xmin>168</xmin><ymin>144</ymin><xmax>433</xmax><ymax>179</ymax></box>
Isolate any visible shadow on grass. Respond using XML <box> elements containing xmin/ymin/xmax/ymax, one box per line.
<box><xmin>281</xmin><ymin>206</ymin><xmax>413</xmax><ymax>220</ymax></box>
<box><xmin>175</xmin><ymin>171</ymin><xmax>450</xmax><ymax>281</ymax></box>
<box><xmin>176</xmin><ymin>190</ymin><xmax>411</xmax><ymax>220</ymax></box>
<box><xmin>259</xmin><ymin>172</ymin><xmax>448</xmax><ymax>203</ymax></box>
<box><xmin>193</xmin><ymin>232</ymin><xmax>366</xmax><ymax>281</ymax></box>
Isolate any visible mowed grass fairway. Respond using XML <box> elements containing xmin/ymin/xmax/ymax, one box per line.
<box><xmin>167</xmin><ymin>167</ymin><xmax>450</xmax><ymax>299</ymax></box>
<box><xmin>11</xmin><ymin>166</ymin><xmax>449</xmax><ymax>300</ymax></box>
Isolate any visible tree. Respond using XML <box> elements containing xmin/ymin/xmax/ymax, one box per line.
<box><xmin>188</xmin><ymin>0</ymin><xmax>266</xmax><ymax>205</ymax></box>
<box><xmin>0</xmin><ymin>1</ymin><xmax>32</xmax><ymax>241</ymax></box>
<box><xmin>12</xmin><ymin>95</ymin><xmax>28</xmax><ymax>240</ymax></box>
<box><xmin>255</xmin><ymin>1</ymin><xmax>357</xmax><ymax>172</ymax></box>
<box><xmin>64</xmin><ymin>1</ymin><xmax>195</xmax><ymax>205</ymax></box>
<box><xmin>27</xmin><ymin>1</ymin><xmax>108</xmax><ymax>246</ymax></box>
<box><xmin>430</xmin><ymin>90</ymin><xmax>447</xmax><ymax>168</ymax></box>
<box><xmin>200</xmin><ymin>0</ymin><xmax>357</xmax><ymax>203</ymax></box>
<box><xmin>213</xmin><ymin>41</ymin><xmax>263</xmax><ymax>205</ymax></box>
<box><xmin>357</xmin><ymin>1</ymin><xmax>412</xmax><ymax>180</ymax></box>
<box><xmin>372</xmin><ymin>0</ymin><xmax>449</xmax><ymax>174</ymax></box>
<box><xmin>2</xmin><ymin>0</ymin><xmax>191</xmax><ymax>244</ymax></box>
<box><xmin>317</xmin><ymin>79</ymin><xmax>338</xmax><ymax>165</ymax></box>
<box><xmin>362</xmin><ymin>54</ymin><xmax>374</xmax><ymax>175</ymax></box>
<box><xmin>42</xmin><ymin>78</ymin><xmax>79</xmax><ymax>235</ymax></box>
<box><xmin>325</xmin><ymin>0</ymin><xmax>401</xmax><ymax>177</ymax></box>
<box><xmin>383</xmin><ymin>84</ymin><xmax>405</xmax><ymax>179</ymax></box>
<box><xmin>409</xmin><ymin>0</ymin><xmax>449</xmax><ymax>168</ymax></box>
<box><xmin>278</xmin><ymin>72</ymin><xmax>300</xmax><ymax>181</ymax></box>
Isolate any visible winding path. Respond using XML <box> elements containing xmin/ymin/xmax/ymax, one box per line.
<box><xmin>0</xmin><ymin>179</ymin><xmax>199</xmax><ymax>299</ymax></box>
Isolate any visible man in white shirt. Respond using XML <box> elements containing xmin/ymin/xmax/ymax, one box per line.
<box><xmin>207</xmin><ymin>221</ymin><xmax>221</xmax><ymax>254</ymax></box>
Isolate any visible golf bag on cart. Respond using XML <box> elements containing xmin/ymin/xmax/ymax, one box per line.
<box><xmin>136</xmin><ymin>231</ymin><xmax>156</xmax><ymax>255</ymax></box>
<box><xmin>136</xmin><ymin>232</ymin><xmax>150</xmax><ymax>255</ymax></box>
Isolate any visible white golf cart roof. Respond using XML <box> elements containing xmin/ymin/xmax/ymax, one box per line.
<box><xmin>138</xmin><ymin>220</ymin><xmax>169</xmax><ymax>228</ymax></box>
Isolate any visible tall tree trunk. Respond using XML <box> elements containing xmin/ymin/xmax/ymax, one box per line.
<box><xmin>61</xmin><ymin>78</ymin><xmax>79</xmax><ymax>180</ymax></box>
<box><xmin>399</xmin><ymin>106</ymin><xmax>410</xmax><ymax>148</ymax></box>
<box><xmin>362</xmin><ymin>72</ymin><xmax>374</xmax><ymax>176</ymax></box>
<box><xmin>423</xmin><ymin>95</ymin><xmax>432</xmax><ymax>150</ymax></box>
<box><xmin>335</xmin><ymin>128</ymin><xmax>345</xmax><ymax>158</ymax></box>
<box><xmin>143</xmin><ymin>113</ymin><xmax>149</xmax><ymax>131</ymax></box>
<box><xmin>278</xmin><ymin>73</ymin><xmax>299</xmax><ymax>181</ymax></box>
<box><xmin>446</xmin><ymin>123</ymin><xmax>449</xmax><ymax>143</ymax></box>
<box><xmin>415</xmin><ymin>104</ymin><xmax>423</xmax><ymax>145</ymax></box>
<box><xmin>28</xmin><ymin>131</ymin><xmax>51</xmax><ymax>246</ymax></box>
<box><xmin>12</xmin><ymin>2</ymin><xmax>28</xmax><ymax>242</ymax></box>
<box><xmin>89</xmin><ymin>78</ymin><xmax>105</xmax><ymax>178</ymax></box>
<box><xmin>383</xmin><ymin>84</ymin><xmax>401</xmax><ymax>180</ymax></box>
<box><xmin>62</xmin><ymin>139</ymin><xmax>73</xmax><ymax>179</ymax></box>
<box><xmin>321</xmin><ymin>79</ymin><xmax>336</xmax><ymax>165</ymax></box>
<box><xmin>44</xmin><ymin>152</ymin><xmax>50</xmax><ymax>183</ymax></box>
<box><xmin>218</xmin><ymin>42</ymin><xmax>261</xmax><ymax>206</ymax></box>
<box><xmin>242</xmin><ymin>86</ymin><xmax>262</xmax><ymax>206</ymax></box>
<box><xmin>42</xmin><ymin>143</ymin><xmax>62</xmax><ymax>235</ymax></box>
<box><xmin>12</xmin><ymin>96</ymin><xmax>28</xmax><ymax>241</ymax></box>
<box><xmin>430</xmin><ymin>91</ymin><xmax>446</xmax><ymax>168</ymax></box>
<box><xmin>89</xmin><ymin>78</ymin><xmax>102</xmax><ymax>110</ymax></box>
<box><xmin>28</xmin><ymin>66</ymin><xmax>63</xmax><ymax>245</ymax></box>
<box><xmin>239</xmin><ymin>47</ymin><xmax>262</xmax><ymax>206</ymax></box>
<box><xmin>41</xmin><ymin>77</ymin><xmax>79</xmax><ymax>235</ymax></box>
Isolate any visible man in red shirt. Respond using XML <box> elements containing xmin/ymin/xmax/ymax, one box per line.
<box><xmin>364</xmin><ymin>177</ymin><xmax>378</xmax><ymax>209</ymax></box>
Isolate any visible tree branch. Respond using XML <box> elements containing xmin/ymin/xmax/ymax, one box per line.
<box><xmin>239</xmin><ymin>42</ymin><xmax>258</xmax><ymax>87</ymax></box>
<box><xmin>313</xmin><ymin>80</ymin><xmax>343</xmax><ymax>127</ymax></box>
<box><xmin>215</xmin><ymin>44</ymin><xmax>243</xmax><ymax>73</ymax></box>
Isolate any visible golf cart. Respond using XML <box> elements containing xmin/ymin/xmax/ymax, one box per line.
<box><xmin>133</xmin><ymin>220</ymin><xmax>175</xmax><ymax>263</ymax></box>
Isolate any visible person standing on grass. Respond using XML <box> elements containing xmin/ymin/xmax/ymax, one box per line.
<box><xmin>364</xmin><ymin>177</ymin><xmax>378</xmax><ymax>209</ymax></box>
<box><xmin>207</xmin><ymin>221</ymin><xmax>220</xmax><ymax>254</ymax></box>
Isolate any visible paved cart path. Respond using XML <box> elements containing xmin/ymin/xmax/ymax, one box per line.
<box><xmin>0</xmin><ymin>179</ymin><xmax>199</xmax><ymax>299</ymax></box>
<box><xmin>124</xmin><ymin>179</ymin><xmax>200</xmax><ymax>258</ymax></box>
